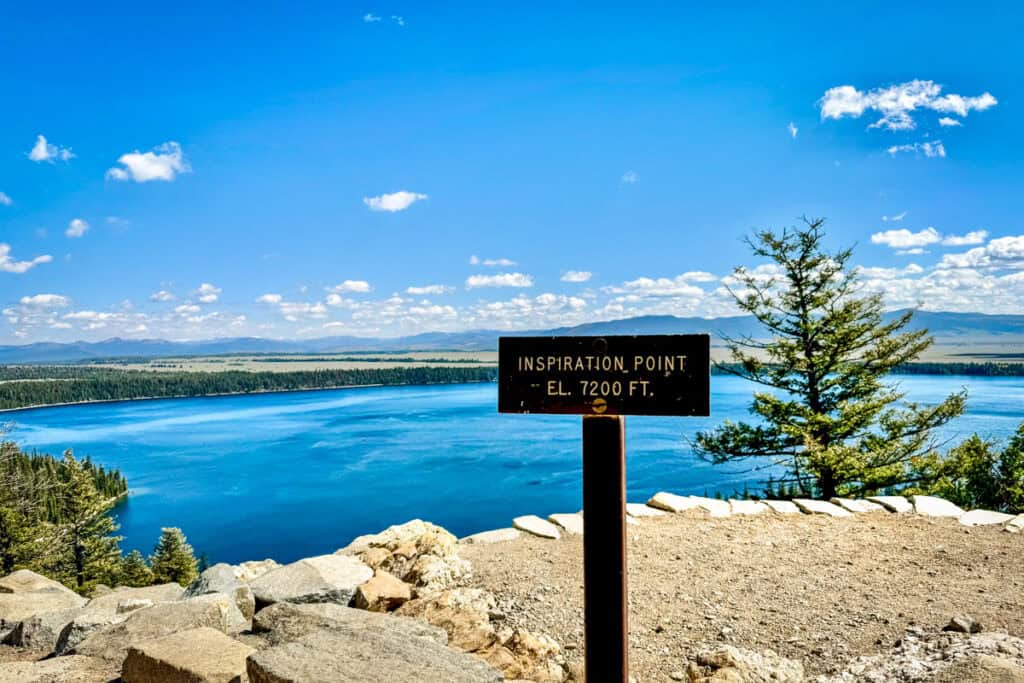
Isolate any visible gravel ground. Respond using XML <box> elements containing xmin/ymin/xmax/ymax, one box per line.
<box><xmin>461</xmin><ymin>510</ymin><xmax>1024</xmax><ymax>680</ymax></box>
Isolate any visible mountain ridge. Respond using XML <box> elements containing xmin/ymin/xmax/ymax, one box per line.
<box><xmin>2</xmin><ymin>310</ymin><xmax>1023</xmax><ymax>364</ymax></box>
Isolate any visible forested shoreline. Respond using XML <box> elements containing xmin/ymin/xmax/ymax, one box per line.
<box><xmin>0</xmin><ymin>366</ymin><xmax>498</xmax><ymax>411</ymax></box>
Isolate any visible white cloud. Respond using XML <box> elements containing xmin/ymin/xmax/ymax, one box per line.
<box><xmin>150</xmin><ymin>290</ymin><xmax>176</xmax><ymax>302</ymax></box>
<box><xmin>469</xmin><ymin>255</ymin><xmax>517</xmax><ymax>267</ymax></box>
<box><xmin>465</xmin><ymin>272</ymin><xmax>534</xmax><ymax>289</ymax></box>
<box><xmin>939</xmin><ymin>236</ymin><xmax>1024</xmax><ymax>270</ymax></box>
<box><xmin>329</xmin><ymin>280</ymin><xmax>372</xmax><ymax>293</ymax></box>
<box><xmin>561</xmin><ymin>270</ymin><xmax>592</xmax><ymax>283</ymax></box>
<box><xmin>942</xmin><ymin>230</ymin><xmax>988</xmax><ymax>246</ymax></box>
<box><xmin>65</xmin><ymin>218</ymin><xmax>89</xmax><ymax>238</ymax></box>
<box><xmin>607</xmin><ymin>275</ymin><xmax>707</xmax><ymax>299</ymax></box>
<box><xmin>406</xmin><ymin>284</ymin><xmax>454</xmax><ymax>295</ymax></box>
<box><xmin>20</xmin><ymin>294</ymin><xmax>70</xmax><ymax>308</ymax></box>
<box><xmin>787</xmin><ymin>122</ymin><xmax>798</xmax><ymax>139</ymax></box>
<box><xmin>871</xmin><ymin>227</ymin><xmax>941</xmax><ymax>249</ymax></box>
<box><xmin>363</xmin><ymin>13</ymin><xmax>381</xmax><ymax>22</ymax></box>
<box><xmin>195</xmin><ymin>283</ymin><xmax>221</xmax><ymax>303</ymax></box>
<box><xmin>887</xmin><ymin>141</ymin><xmax>946</xmax><ymax>158</ymax></box>
<box><xmin>106</xmin><ymin>142</ymin><xmax>191</xmax><ymax>182</ymax></box>
<box><xmin>28</xmin><ymin>135</ymin><xmax>74</xmax><ymax>163</ymax></box>
<box><xmin>882</xmin><ymin>211</ymin><xmax>908</xmax><ymax>222</ymax></box>
<box><xmin>938</xmin><ymin>117</ymin><xmax>962</xmax><ymax>127</ymax></box>
<box><xmin>278</xmin><ymin>301</ymin><xmax>327</xmax><ymax>321</ymax></box>
<box><xmin>621</xmin><ymin>170</ymin><xmax>638</xmax><ymax>184</ymax></box>
<box><xmin>0</xmin><ymin>244</ymin><xmax>53</xmax><ymax>273</ymax></box>
<box><xmin>819</xmin><ymin>80</ymin><xmax>997</xmax><ymax>131</ymax></box>
<box><xmin>0</xmin><ymin>192</ymin><xmax>11</xmax><ymax>206</ymax></box>
<box><xmin>325</xmin><ymin>293</ymin><xmax>356</xmax><ymax>308</ymax></box>
<box><xmin>363</xmin><ymin>191</ymin><xmax>427</xmax><ymax>212</ymax></box>
<box><xmin>257</xmin><ymin>293</ymin><xmax>283</xmax><ymax>304</ymax></box>
<box><xmin>174</xmin><ymin>304</ymin><xmax>201</xmax><ymax>315</ymax></box>
<box><xmin>391</xmin><ymin>15</ymin><xmax>405</xmax><ymax>26</ymax></box>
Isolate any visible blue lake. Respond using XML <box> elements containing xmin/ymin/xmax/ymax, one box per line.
<box><xmin>7</xmin><ymin>376</ymin><xmax>1024</xmax><ymax>564</ymax></box>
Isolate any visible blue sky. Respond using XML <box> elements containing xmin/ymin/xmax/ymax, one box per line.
<box><xmin>2</xmin><ymin>2</ymin><xmax>1021</xmax><ymax>343</ymax></box>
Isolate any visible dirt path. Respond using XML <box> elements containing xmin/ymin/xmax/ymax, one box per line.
<box><xmin>461</xmin><ymin>511</ymin><xmax>1024</xmax><ymax>680</ymax></box>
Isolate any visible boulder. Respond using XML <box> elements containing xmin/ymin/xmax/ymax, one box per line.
<box><xmin>513</xmin><ymin>515</ymin><xmax>561</xmax><ymax>539</ymax></box>
<box><xmin>122</xmin><ymin>627</ymin><xmax>255</xmax><ymax>683</ymax></box>
<box><xmin>185</xmin><ymin>562</ymin><xmax>257</xmax><ymax>619</ymax></box>
<box><xmin>85</xmin><ymin>582</ymin><xmax>184</xmax><ymax>612</ymax></box>
<box><xmin>0</xmin><ymin>590</ymin><xmax>87</xmax><ymax>631</ymax></box>
<box><xmin>1006</xmin><ymin>514</ymin><xmax>1024</xmax><ymax>533</ymax></box>
<box><xmin>944</xmin><ymin>615</ymin><xmax>983</xmax><ymax>634</ymax></box>
<box><xmin>234</xmin><ymin>559</ymin><xmax>281</xmax><ymax>583</ymax></box>
<box><xmin>395</xmin><ymin>588</ymin><xmax>497</xmax><ymax>652</ymax></box>
<box><xmin>54</xmin><ymin>610</ymin><xmax>128</xmax><ymax>655</ymax></box>
<box><xmin>687</xmin><ymin>645</ymin><xmax>804</xmax><ymax>682</ymax></box>
<box><xmin>689</xmin><ymin>496</ymin><xmax>732</xmax><ymax>517</ymax></box>
<box><xmin>761</xmin><ymin>500</ymin><xmax>801</xmax><ymax>514</ymax></box>
<box><xmin>548</xmin><ymin>513</ymin><xmax>584</xmax><ymax>535</ymax></box>
<box><xmin>252</xmin><ymin>602</ymin><xmax>446</xmax><ymax>647</ymax></box>
<box><xmin>911</xmin><ymin>495</ymin><xmax>965</xmax><ymax>517</ymax></box>
<box><xmin>337</xmin><ymin>520</ymin><xmax>470</xmax><ymax>593</ymax></box>
<box><xmin>460</xmin><ymin>528</ymin><xmax>521</xmax><ymax>544</ymax></box>
<box><xmin>250</xmin><ymin>554</ymin><xmax>372</xmax><ymax>609</ymax></box>
<box><xmin>0</xmin><ymin>655</ymin><xmax>114</xmax><ymax>683</ymax></box>
<box><xmin>246</xmin><ymin>626</ymin><xmax>503</xmax><ymax>683</ymax></box>
<box><xmin>830</xmin><ymin>497</ymin><xmax>886</xmax><ymax>513</ymax></box>
<box><xmin>187</xmin><ymin>592</ymin><xmax>250</xmax><ymax>633</ymax></box>
<box><xmin>353</xmin><ymin>569</ymin><xmax>412</xmax><ymax>612</ymax></box>
<box><xmin>625</xmin><ymin>503</ymin><xmax>666</xmax><ymax>517</ymax></box>
<box><xmin>71</xmin><ymin>596</ymin><xmax>235</xmax><ymax>663</ymax></box>
<box><xmin>4</xmin><ymin>606</ymin><xmax>82</xmax><ymax>652</ymax></box>
<box><xmin>866</xmin><ymin>495</ymin><xmax>913</xmax><ymax>513</ymax></box>
<box><xmin>728</xmin><ymin>500</ymin><xmax>769</xmax><ymax>515</ymax></box>
<box><xmin>0</xmin><ymin>569</ymin><xmax>77</xmax><ymax>596</ymax></box>
<box><xmin>959</xmin><ymin>509</ymin><xmax>1016</xmax><ymax>526</ymax></box>
<box><xmin>793</xmin><ymin>498</ymin><xmax>852</xmax><ymax>517</ymax></box>
<box><xmin>477</xmin><ymin>627</ymin><xmax>565</xmax><ymax>682</ymax></box>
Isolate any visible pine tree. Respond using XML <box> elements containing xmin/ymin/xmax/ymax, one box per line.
<box><xmin>49</xmin><ymin>451</ymin><xmax>123</xmax><ymax>592</ymax></box>
<box><xmin>149</xmin><ymin>528</ymin><xmax>198</xmax><ymax>586</ymax></box>
<box><xmin>119</xmin><ymin>549</ymin><xmax>155</xmax><ymax>587</ymax></box>
<box><xmin>695</xmin><ymin>218</ymin><xmax>966</xmax><ymax>499</ymax></box>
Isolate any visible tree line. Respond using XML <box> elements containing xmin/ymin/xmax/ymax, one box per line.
<box><xmin>0</xmin><ymin>439</ymin><xmax>199</xmax><ymax>592</ymax></box>
<box><xmin>0</xmin><ymin>366</ymin><xmax>498</xmax><ymax>411</ymax></box>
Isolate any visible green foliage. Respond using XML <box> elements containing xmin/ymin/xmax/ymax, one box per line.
<box><xmin>926</xmin><ymin>426</ymin><xmax>1024</xmax><ymax>513</ymax></box>
<box><xmin>694</xmin><ymin>218</ymin><xmax>966</xmax><ymax>499</ymax></box>
<box><xmin>119</xmin><ymin>549</ymin><xmax>155</xmax><ymax>587</ymax></box>
<box><xmin>0</xmin><ymin>366</ymin><xmax>498</xmax><ymax>410</ymax></box>
<box><xmin>149</xmin><ymin>527</ymin><xmax>198</xmax><ymax>587</ymax></box>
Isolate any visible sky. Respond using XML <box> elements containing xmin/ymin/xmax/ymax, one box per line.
<box><xmin>2</xmin><ymin>2</ymin><xmax>1022</xmax><ymax>344</ymax></box>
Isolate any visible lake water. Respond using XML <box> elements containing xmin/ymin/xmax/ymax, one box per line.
<box><xmin>7</xmin><ymin>376</ymin><xmax>1024</xmax><ymax>565</ymax></box>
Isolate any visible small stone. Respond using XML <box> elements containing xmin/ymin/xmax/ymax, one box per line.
<box><xmin>793</xmin><ymin>498</ymin><xmax>853</xmax><ymax>517</ymax></box>
<box><xmin>513</xmin><ymin>515</ymin><xmax>561</xmax><ymax>539</ymax></box>
<box><xmin>943</xmin><ymin>615</ymin><xmax>982</xmax><ymax>634</ymax></box>
<box><xmin>647</xmin><ymin>492</ymin><xmax>701</xmax><ymax>513</ymax></box>
<box><xmin>460</xmin><ymin>528</ymin><xmax>521</xmax><ymax>544</ymax></box>
<box><xmin>866</xmin><ymin>495</ymin><xmax>913</xmax><ymax>513</ymax></box>
<box><xmin>910</xmin><ymin>495</ymin><xmax>965</xmax><ymax>517</ymax></box>
<box><xmin>548</xmin><ymin>513</ymin><xmax>584</xmax><ymax>535</ymax></box>
<box><xmin>353</xmin><ymin>570</ymin><xmax>412</xmax><ymax>612</ymax></box>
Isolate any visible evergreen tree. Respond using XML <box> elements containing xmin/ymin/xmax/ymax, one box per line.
<box><xmin>149</xmin><ymin>528</ymin><xmax>198</xmax><ymax>586</ymax></box>
<box><xmin>119</xmin><ymin>549</ymin><xmax>155</xmax><ymax>587</ymax></box>
<box><xmin>49</xmin><ymin>451</ymin><xmax>123</xmax><ymax>592</ymax></box>
<box><xmin>695</xmin><ymin>218</ymin><xmax>966</xmax><ymax>498</ymax></box>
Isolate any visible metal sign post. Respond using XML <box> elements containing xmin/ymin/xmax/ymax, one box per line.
<box><xmin>498</xmin><ymin>334</ymin><xmax>710</xmax><ymax>682</ymax></box>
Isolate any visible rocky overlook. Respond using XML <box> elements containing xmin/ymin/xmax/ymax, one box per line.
<box><xmin>1</xmin><ymin>495</ymin><xmax>1022</xmax><ymax>682</ymax></box>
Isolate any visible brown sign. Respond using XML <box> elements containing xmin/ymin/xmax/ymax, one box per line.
<box><xmin>498</xmin><ymin>334</ymin><xmax>710</xmax><ymax>416</ymax></box>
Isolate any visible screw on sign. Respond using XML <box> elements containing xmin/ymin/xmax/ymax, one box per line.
<box><xmin>498</xmin><ymin>335</ymin><xmax>710</xmax><ymax>681</ymax></box>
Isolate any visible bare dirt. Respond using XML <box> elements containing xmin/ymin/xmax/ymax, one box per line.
<box><xmin>461</xmin><ymin>510</ymin><xmax>1024</xmax><ymax>681</ymax></box>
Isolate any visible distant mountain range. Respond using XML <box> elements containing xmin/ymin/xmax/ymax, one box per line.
<box><xmin>2</xmin><ymin>310</ymin><xmax>1023</xmax><ymax>364</ymax></box>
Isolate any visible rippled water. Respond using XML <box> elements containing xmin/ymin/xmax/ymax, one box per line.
<box><xmin>8</xmin><ymin>376</ymin><xmax>1024</xmax><ymax>564</ymax></box>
